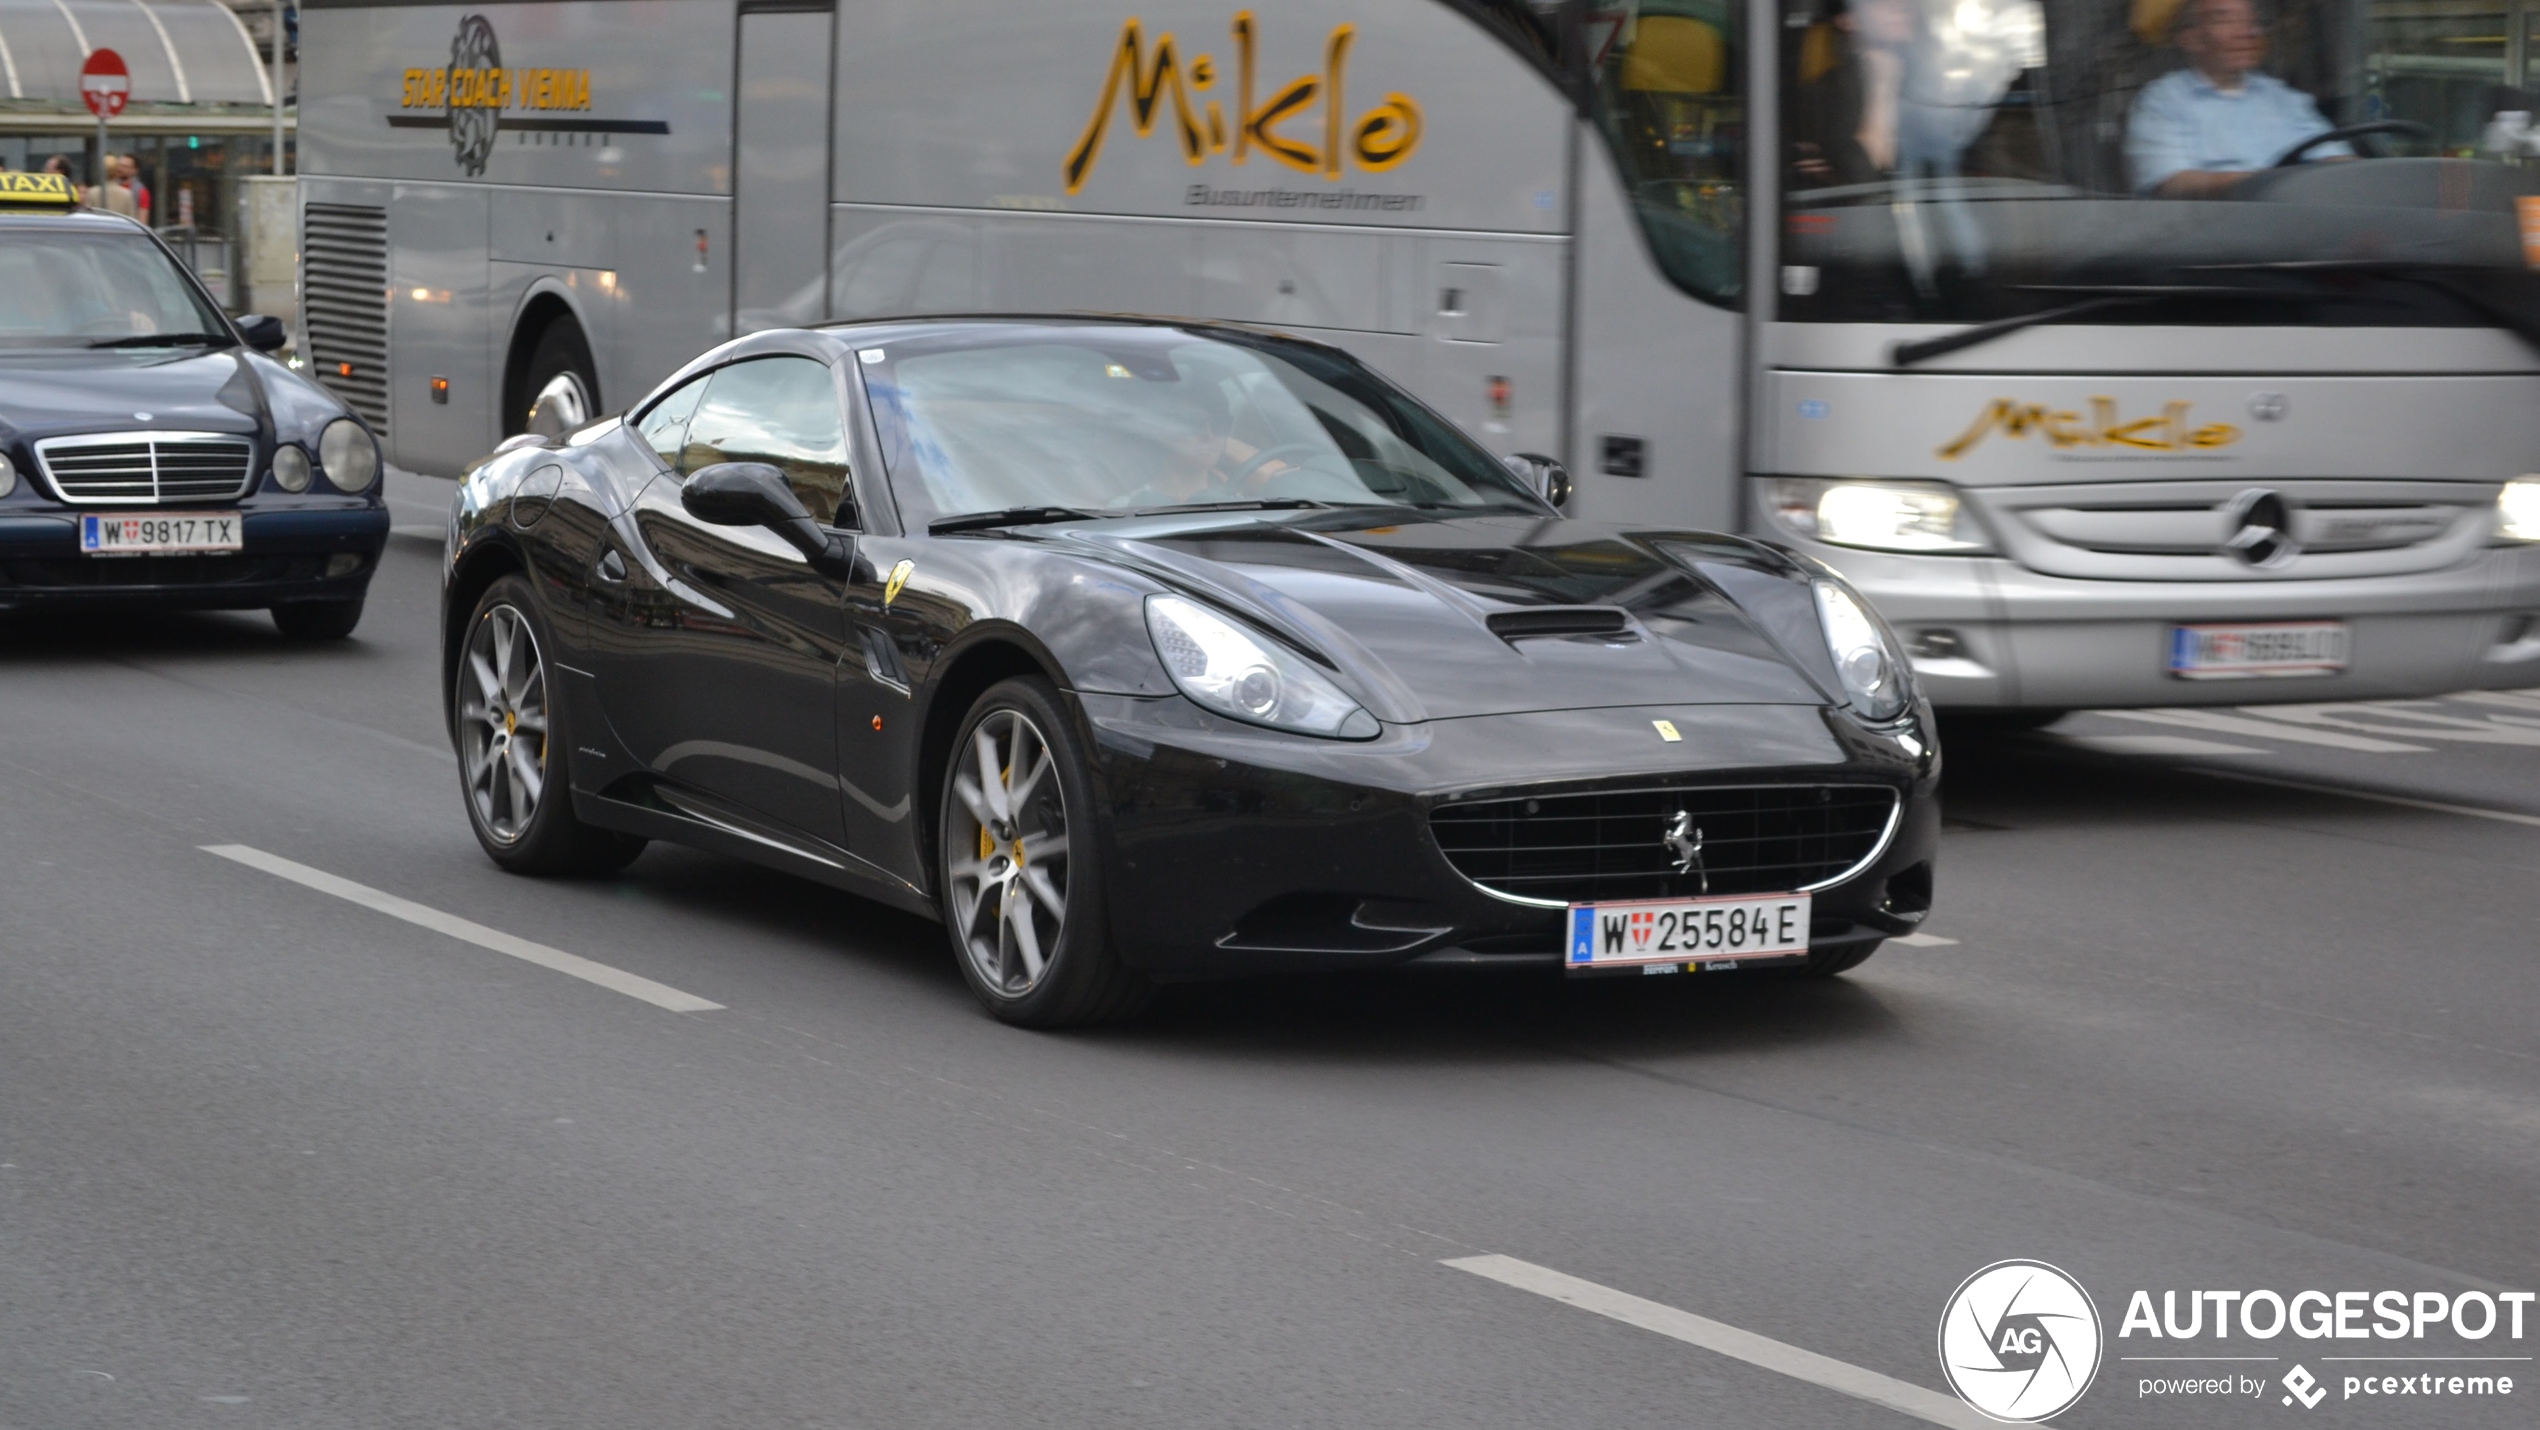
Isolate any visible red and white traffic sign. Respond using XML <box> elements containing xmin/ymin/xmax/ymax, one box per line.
<box><xmin>79</xmin><ymin>48</ymin><xmax>129</xmax><ymax>119</ymax></box>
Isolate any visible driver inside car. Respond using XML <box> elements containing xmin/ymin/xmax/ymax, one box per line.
<box><xmin>1121</xmin><ymin>384</ymin><xmax>1297</xmax><ymax>508</ymax></box>
<box><xmin>2125</xmin><ymin>0</ymin><xmax>2348</xmax><ymax>197</ymax></box>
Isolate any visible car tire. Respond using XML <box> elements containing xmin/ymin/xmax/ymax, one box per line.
<box><xmin>515</xmin><ymin>317</ymin><xmax>598</xmax><ymax>438</ymax></box>
<box><xmin>454</xmin><ymin>575</ymin><xmax>646</xmax><ymax>876</ymax></box>
<box><xmin>270</xmin><ymin>597</ymin><xmax>364</xmax><ymax>640</ymax></box>
<box><xmin>938</xmin><ymin>676</ymin><xmax>1152</xmax><ymax>1028</ymax></box>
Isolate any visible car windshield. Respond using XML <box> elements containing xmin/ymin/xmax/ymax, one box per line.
<box><xmin>0</xmin><ymin>227</ymin><xmax>229</xmax><ymax>348</ymax></box>
<box><xmin>1777</xmin><ymin>0</ymin><xmax>2540</xmax><ymax>327</ymax></box>
<box><xmin>857</xmin><ymin>326</ymin><xmax>1544</xmax><ymax>523</ymax></box>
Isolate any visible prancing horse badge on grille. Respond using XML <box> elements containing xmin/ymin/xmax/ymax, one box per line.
<box><xmin>1663</xmin><ymin>809</ymin><xmax>1708</xmax><ymax>892</ymax></box>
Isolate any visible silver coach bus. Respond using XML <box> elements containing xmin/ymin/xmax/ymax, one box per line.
<box><xmin>297</xmin><ymin>0</ymin><xmax>2540</xmax><ymax>713</ymax></box>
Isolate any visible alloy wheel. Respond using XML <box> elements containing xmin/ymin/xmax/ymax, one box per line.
<box><xmin>459</xmin><ymin>604</ymin><xmax>549</xmax><ymax>843</ymax></box>
<box><xmin>946</xmin><ymin>709</ymin><xmax>1071</xmax><ymax>996</ymax></box>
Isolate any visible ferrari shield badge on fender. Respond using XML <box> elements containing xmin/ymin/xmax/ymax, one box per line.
<box><xmin>883</xmin><ymin>559</ymin><xmax>914</xmax><ymax>608</ymax></box>
<box><xmin>1652</xmin><ymin>719</ymin><xmax>1681</xmax><ymax>742</ymax></box>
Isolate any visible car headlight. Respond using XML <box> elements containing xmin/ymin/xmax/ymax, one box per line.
<box><xmin>2501</xmin><ymin>477</ymin><xmax>2540</xmax><ymax>541</ymax></box>
<box><xmin>1814</xmin><ymin>579</ymin><xmax>1911</xmax><ymax>721</ymax></box>
<box><xmin>1769</xmin><ymin>478</ymin><xmax>1992</xmax><ymax>553</ymax></box>
<box><xmin>319</xmin><ymin>419</ymin><xmax>379</xmax><ymax>492</ymax></box>
<box><xmin>1145</xmin><ymin>594</ymin><xmax>1378</xmax><ymax>738</ymax></box>
<box><xmin>271</xmin><ymin>443</ymin><xmax>312</xmax><ymax>492</ymax></box>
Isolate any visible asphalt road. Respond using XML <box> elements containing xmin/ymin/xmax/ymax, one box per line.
<box><xmin>3</xmin><ymin>470</ymin><xmax>2535</xmax><ymax>1429</ymax></box>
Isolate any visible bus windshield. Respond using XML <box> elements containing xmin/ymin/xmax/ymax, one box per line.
<box><xmin>1775</xmin><ymin>0</ymin><xmax>2540</xmax><ymax>329</ymax></box>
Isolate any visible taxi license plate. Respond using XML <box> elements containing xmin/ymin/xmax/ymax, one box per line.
<box><xmin>2168</xmin><ymin>621</ymin><xmax>2348</xmax><ymax>679</ymax></box>
<box><xmin>1567</xmin><ymin>892</ymin><xmax>1811</xmax><ymax>972</ymax></box>
<box><xmin>80</xmin><ymin>512</ymin><xmax>242</xmax><ymax>556</ymax></box>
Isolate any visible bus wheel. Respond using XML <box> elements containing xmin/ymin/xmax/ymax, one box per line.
<box><xmin>518</xmin><ymin>319</ymin><xmax>597</xmax><ymax>438</ymax></box>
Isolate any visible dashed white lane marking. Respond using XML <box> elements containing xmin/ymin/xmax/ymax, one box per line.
<box><xmin>2194</xmin><ymin>771</ymin><xmax>2540</xmax><ymax>830</ymax></box>
<box><xmin>1444</xmin><ymin>1255</ymin><xmax>1995</xmax><ymax>1429</ymax></box>
<box><xmin>202</xmin><ymin>844</ymin><xmax>723</xmax><ymax>1012</ymax></box>
<box><xmin>1891</xmin><ymin>932</ymin><xmax>1959</xmax><ymax>947</ymax></box>
<box><xmin>2099</xmin><ymin>708</ymin><xmax>2432</xmax><ymax>753</ymax></box>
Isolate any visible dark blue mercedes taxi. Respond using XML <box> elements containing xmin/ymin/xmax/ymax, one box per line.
<box><xmin>0</xmin><ymin>172</ymin><xmax>384</xmax><ymax>638</ymax></box>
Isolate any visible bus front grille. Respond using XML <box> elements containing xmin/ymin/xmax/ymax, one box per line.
<box><xmin>302</xmin><ymin>203</ymin><xmax>391</xmax><ymax>438</ymax></box>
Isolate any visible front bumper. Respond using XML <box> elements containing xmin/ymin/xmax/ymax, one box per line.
<box><xmin>1778</xmin><ymin>536</ymin><xmax>2540</xmax><ymax>710</ymax></box>
<box><xmin>0</xmin><ymin>503</ymin><xmax>389</xmax><ymax>610</ymax></box>
<box><xmin>1079</xmin><ymin>693</ymin><xmax>1940</xmax><ymax>979</ymax></box>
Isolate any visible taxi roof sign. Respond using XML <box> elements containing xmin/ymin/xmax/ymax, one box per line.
<box><xmin>0</xmin><ymin>171</ymin><xmax>77</xmax><ymax>208</ymax></box>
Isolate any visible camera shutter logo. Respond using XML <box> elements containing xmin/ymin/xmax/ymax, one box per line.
<box><xmin>1938</xmin><ymin>1260</ymin><xmax>2102</xmax><ymax>1422</ymax></box>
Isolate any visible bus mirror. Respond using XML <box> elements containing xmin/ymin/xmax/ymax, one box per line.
<box><xmin>1505</xmin><ymin>452</ymin><xmax>1573</xmax><ymax>510</ymax></box>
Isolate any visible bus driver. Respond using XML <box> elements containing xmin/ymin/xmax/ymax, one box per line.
<box><xmin>2125</xmin><ymin>0</ymin><xmax>2347</xmax><ymax>197</ymax></box>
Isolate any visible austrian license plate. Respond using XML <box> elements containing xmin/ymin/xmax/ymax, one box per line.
<box><xmin>2168</xmin><ymin>621</ymin><xmax>2349</xmax><ymax>680</ymax></box>
<box><xmin>1567</xmin><ymin>892</ymin><xmax>1811</xmax><ymax>972</ymax></box>
<box><xmin>79</xmin><ymin>511</ymin><xmax>242</xmax><ymax>556</ymax></box>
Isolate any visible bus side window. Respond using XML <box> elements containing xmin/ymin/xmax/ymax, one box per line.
<box><xmin>1593</xmin><ymin>5</ymin><xmax>1745</xmax><ymax>304</ymax></box>
<box><xmin>635</xmin><ymin>376</ymin><xmax>708</xmax><ymax>470</ymax></box>
<box><xmin>678</xmin><ymin>356</ymin><xmax>856</xmax><ymax>527</ymax></box>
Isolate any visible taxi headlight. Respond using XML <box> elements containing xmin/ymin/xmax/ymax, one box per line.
<box><xmin>1145</xmin><ymin>594</ymin><xmax>1378</xmax><ymax>739</ymax></box>
<box><xmin>271</xmin><ymin>443</ymin><xmax>312</xmax><ymax>493</ymax></box>
<box><xmin>1770</xmin><ymin>478</ymin><xmax>1992</xmax><ymax>554</ymax></box>
<box><xmin>2500</xmin><ymin>477</ymin><xmax>2540</xmax><ymax>541</ymax></box>
<box><xmin>1815</xmin><ymin>579</ymin><xmax>1912</xmax><ymax>721</ymax></box>
<box><xmin>0</xmin><ymin>452</ymin><xmax>15</xmax><ymax>499</ymax></box>
<box><xmin>320</xmin><ymin>419</ymin><xmax>379</xmax><ymax>492</ymax></box>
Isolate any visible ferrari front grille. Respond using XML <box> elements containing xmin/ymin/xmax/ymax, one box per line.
<box><xmin>1429</xmin><ymin>783</ymin><xmax>1899</xmax><ymax>906</ymax></box>
<box><xmin>35</xmin><ymin>432</ymin><xmax>257</xmax><ymax>504</ymax></box>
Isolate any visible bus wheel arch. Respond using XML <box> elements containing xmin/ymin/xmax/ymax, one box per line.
<box><xmin>504</xmin><ymin>294</ymin><xmax>599</xmax><ymax>438</ymax></box>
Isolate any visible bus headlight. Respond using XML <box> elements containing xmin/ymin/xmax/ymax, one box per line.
<box><xmin>1769</xmin><ymin>478</ymin><xmax>1992</xmax><ymax>553</ymax></box>
<box><xmin>2501</xmin><ymin>477</ymin><xmax>2540</xmax><ymax>541</ymax></box>
<box><xmin>1814</xmin><ymin>579</ymin><xmax>1912</xmax><ymax>722</ymax></box>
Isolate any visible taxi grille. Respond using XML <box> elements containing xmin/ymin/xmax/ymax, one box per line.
<box><xmin>35</xmin><ymin>433</ymin><xmax>257</xmax><ymax>504</ymax></box>
<box><xmin>1430</xmin><ymin>784</ymin><xmax>1898</xmax><ymax>905</ymax></box>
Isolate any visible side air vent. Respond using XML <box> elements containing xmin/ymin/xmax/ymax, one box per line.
<box><xmin>1486</xmin><ymin>606</ymin><xmax>1631</xmax><ymax>641</ymax></box>
<box><xmin>301</xmin><ymin>203</ymin><xmax>390</xmax><ymax>438</ymax></box>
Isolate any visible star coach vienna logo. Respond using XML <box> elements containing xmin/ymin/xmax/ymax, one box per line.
<box><xmin>390</xmin><ymin>14</ymin><xmax>669</xmax><ymax>175</ymax></box>
<box><xmin>1938</xmin><ymin>1260</ymin><xmax>2103</xmax><ymax>1422</ymax></box>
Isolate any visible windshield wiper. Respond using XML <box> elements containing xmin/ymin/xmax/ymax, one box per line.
<box><xmin>1890</xmin><ymin>285</ymin><xmax>2321</xmax><ymax>367</ymax></box>
<box><xmin>87</xmin><ymin>332</ymin><xmax>233</xmax><ymax>349</ymax></box>
<box><xmin>2185</xmin><ymin>260</ymin><xmax>2540</xmax><ymax>355</ymax></box>
<box><xmin>927</xmin><ymin>505</ymin><xmax>1099</xmax><ymax>535</ymax></box>
<box><xmin>1123</xmin><ymin>498</ymin><xmax>1333</xmax><ymax>516</ymax></box>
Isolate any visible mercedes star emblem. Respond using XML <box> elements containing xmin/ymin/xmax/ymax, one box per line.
<box><xmin>2223</xmin><ymin>488</ymin><xmax>2299</xmax><ymax>568</ymax></box>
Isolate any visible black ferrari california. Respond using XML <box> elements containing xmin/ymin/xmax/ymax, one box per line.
<box><xmin>442</xmin><ymin>318</ymin><xmax>1938</xmax><ymax>1026</ymax></box>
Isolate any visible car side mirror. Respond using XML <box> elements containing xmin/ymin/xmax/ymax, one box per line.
<box><xmin>1503</xmin><ymin>452</ymin><xmax>1574</xmax><ymax>510</ymax></box>
<box><xmin>235</xmin><ymin>313</ymin><xmax>287</xmax><ymax>352</ymax></box>
<box><xmin>681</xmin><ymin>461</ymin><xmax>858</xmax><ymax>579</ymax></box>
